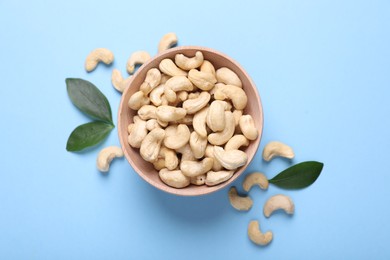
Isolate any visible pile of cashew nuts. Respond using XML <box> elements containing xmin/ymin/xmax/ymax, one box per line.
<box><xmin>126</xmin><ymin>50</ymin><xmax>259</xmax><ymax>188</ymax></box>
<box><xmin>228</xmin><ymin>141</ymin><xmax>296</xmax><ymax>246</ymax></box>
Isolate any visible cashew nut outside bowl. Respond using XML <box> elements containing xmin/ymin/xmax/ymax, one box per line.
<box><xmin>118</xmin><ymin>46</ymin><xmax>263</xmax><ymax>196</ymax></box>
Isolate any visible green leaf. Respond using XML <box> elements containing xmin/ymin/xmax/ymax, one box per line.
<box><xmin>269</xmin><ymin>161</ymin><xmax>324</xmax><ymax>189</ymax></box>
<box><xmin>66</xmin><ymin>78</ymin><xmax>113</xmax><ymax>124</ymax></box>
<box><xmin>66</xmin><ymin>121</ymin><xmax>114</xmax><ymax>151</ymax></box>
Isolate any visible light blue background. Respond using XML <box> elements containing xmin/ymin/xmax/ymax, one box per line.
<box><xmin>1</xmin><ymin>0</ymin><xmax>389</xmax><ymax>259</ymax></box>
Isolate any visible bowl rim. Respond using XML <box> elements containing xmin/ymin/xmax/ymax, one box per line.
<box><xmin>118</xmin><ymin>45</ymin><xmax>264</xmax><ymax>196</ymax></box>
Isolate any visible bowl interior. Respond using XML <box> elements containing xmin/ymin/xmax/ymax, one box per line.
<box><xmin>118</xmin><ymin>46</ymin><xmax>263</xmax><ymax>196</ymax></box>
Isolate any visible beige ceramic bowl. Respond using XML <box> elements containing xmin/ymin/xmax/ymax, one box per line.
<box><xmin>118</xmin><ymin>46</ymin><xmax>263</xmax><ymax>196</ymax></box>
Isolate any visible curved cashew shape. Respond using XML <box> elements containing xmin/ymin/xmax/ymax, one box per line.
<box><xmin>239</xmin><ymin>115</ymin><xmax>258</xmax><ymax>141</ymax></box>
<box><xmin>159</xmin><ymin>59</ymin><xmax>187</xmax><ymax>77</ymax></box>
<box><xmin>159</xmin><ymin>169</ymin><xmax>190</xmax><ymax>188</ymax></box>
<box><xmin>140</xmin><ymin>128</ymin><xmax>165</xmax><ymax>162</ymax></box>
<box><xmin>158</xmin><ymin>32</ymin><xmax>178</xmax><ymax>53</ymax></box>
<box><xmin>208</xmin><ymin>111</ymin><xmax>235</xmax><ymax>145</ymax></box>
<box><xmin>127</xmin><ymin>116</ymin><xmax>147</xmax><ymax>148</ymax></box>
<box><xmin>156</xmin><ymin>105</ymin><xmax>187</xmax><ymax>122</ymax></box>
<box><xmin>216</xmin><ymin>67</ymin><xmax>242</xmax><ymax>88</ymax></box>
<box><xmin>126</xmin><ymin>51</ymin><xmax>151</xmax><ymax>74</ymax></box>
<box><xmin>164</xmin><ymin>76</ymin><xmax>193</xmax><ymax>102</ymax></box>
<box><xmin>205</xmin><ymin>170</ymin><xmax>234</xmax><ymax>186</ymax></box>
<box><xmin>188</xmin><ymin>69</ymin><xmax>217</xmax><ymax>91</ymax></box>
<box><xmin>200</xmin><ymin>60</ymin><xmax>216</xmax><ymax>76</ymax></box>
<box><xmin>262</xmin><ymin>141</ymin><xmax>295</xmax><ymax>161</ymax></box>
<box><xmin>248</xmin><ymin>220</ymin><xmax>273</xmax><ymax>246</ymax></box>
<box><xmin>228</xmin><ymin>186</ymin><xmax>253</xmax><ymax>211</ymax></box>
<box><xmin>153</xmin><ymin>158</ymin><xmax>166</xmax><ymax>170</ymax></box>
<box><xmin>183</xmin><ymin>92</ymin><xmax>211</xmax><ymax>114</ymax></box>
<box><xmin>96</xmin><ymin>146</ymin><xmax>123</xmax><ymax>172</ymax></box>
<box><xmin>243</xmin><ymin>172</ymin><xmax>269</xmax><ymax>192</ymax></box>
<box><xmin>214</xmin><ymin>85</ymin><xmax>247</xmax><ymax>110</ymax></box>
<box><xmin>263</xmin><ymin>194</ymin><xmax>295</xmax><ymax>217</ymax></box>
<box><xmin>193</xmin><ymin>106</ymin><xmax>209</xmax><ymax>138</ymax></box>
<box><xmin>137</xmin><ymin>105</ymin><xmax>157</xmax><ymax>120</ymax></box>
<box><xmin>140</xmin><ymin>68</ymin><xmax>162</xmax><ymax>95</ymax></box>
<box><xmin>176</xmin><ymin>144</ymin><xmax>196</xmax><ymax>161</ymax></box>
<box><xmin>225</xmin><ymin>134</ymin><xmax>249</xmax><ymax>151</ymax></box>
<box><xmin>149</xmin><ymin>84</ymin><xmax>165</xmax><ymax>106</ymax></box>
<box><xmin>213</xmin><ymin>146</ymin><xmax>248</xmax><ymax>170</ymax></box>
<box><xmin>177</xmin><ymin>91</ymin><xmax>188</xmax><ymax>102</ymax></box>
<box><xmin>163</xmin><ymin>124</ymin><xmax>190</xmax><ymax>149</ymax></box>
<box><xmin>159</xmin><ymin>146</ymin><xmax>179</xmax><ymax>170</ymax></box>
<box><xmin>189</xmin><ymin>131</ymin><xmax>207</xmax><ymax>159</ymax></box>
<box><xmin>128</xmin><ymin>91</ymin><xmax>150</xmax><ymax>110</ymax></box>
<box><xmin>190</xmin><ymin>174</ymin><xmax>206</xmax><ymax>186</ymax></box>
<box><xmin>205</xmin><ymin>145</ymin><xmax>223</xmax><ymax>171</ymax></box>
<box><xmin>85</xmin><ymin>48</ymin><xmax>114</xmax><ymax>72</ymax></box>
<box><xmin>180</xmin><ymin>158</ymin><xmax>213</xmax><ymax>177</ymax></box>
<box><xmin>146</xmin><ymin>119</ymin><xmax>161</xmax><ymax>131</ymax></box>
<box><xmin>175</xmin><ymin>51</ymin><xmax>204</xmax><ymax>70</ymax></box>
<box><xmin>111</xmin><ymin>69</ymin><xmax>132</xmax><ymax>93</ymax></box>
<box><xmin>206</xmin><ymin>100</ymin><xmax>226</xmax><ymax>132</ymax></box>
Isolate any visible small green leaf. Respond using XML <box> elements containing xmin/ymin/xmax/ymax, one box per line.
<box><xmin>269</xmin><ymin>161</ymin><xmax>324</xmax><ymax>189</ymax></box>
<box><xmin>66</xmin><ymin>121</ymin><xmax>114</xmax><ymax>151</ymax></box>
<box><xmin>66</xmin><ymin>78</ymin><xmax>113</xmax><ymax>124</ymax></box>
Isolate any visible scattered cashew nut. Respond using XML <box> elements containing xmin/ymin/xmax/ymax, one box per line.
<box><xmin>85</xmin><ymin>48</ymin><xmax>114</xmax><ymax>72</ymax></box>
<box><xmin>262</xmin><ymin>141</ymin><xmax>295</xmax><ymax>161</ymax></box>
<box><xmin>263</xmin><ymin>194</ymin><xmax>295</xmax><ymax>217</ymax></box>
<box><xmin>242</xmin><ymin>172</ymin><xmax>269</xmax><ymax>192</ymax></box>
<box><xmin>248</xmin><ymin>220</ymin><xmax>273</xmax><ymax>246</ymax></box>
<box><xmin>126</xmin><ymin>51</ymin><xmax>151</xmax><ymax>74</ymax></box>
<box><xmin>111</xmin><ymin>69</ymin><xmax>132</xmax><ymax>93</ymax></box>
<box><xmin>96</xmin><ymin>146</ymin><xmax>123</xmax><ymax>172</ymax></box>
<box><xmin>228</xmin><ymin>186</ymin><xmax>253</xmax><ymax>211</ymax></box>
<box><xmin>158</xmin><ymin>32</ymin><xmax>178</xmax><ymax>53</ymax></box>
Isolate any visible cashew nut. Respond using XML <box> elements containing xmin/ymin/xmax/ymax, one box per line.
<box><xmin>140</xmin><ymin>128</ymin><xmax>165</xmax><ymax>162</ymax></box>
<box><xmin>180</xmin><ymin>158</ymin><xmax>213</xmax><ymax>177</ymax></box>
<box><xmin>189</xmin><ymin>131</ymin><xmax>207</xmax><ymax>159</ymax></box>
<box><xmin>137</xmin><ymin>105</ymin><xmax>157</xmax><ymax>120</ymax></box>
<box><xmin>158</xmin><ymin>32</ymin><xmax>178</xmax><ymax>53</ymax></box>
<box><xmin>156</xmin><ymin>105</ymin><xmax>187</xmax><ymax>122</ymax></box>
<box><xmin>213</xmin><ymin>146</ymin><xmax>248</xmax><ymax>170</ymax></box>
<box><xmin>150</xmin><ymin>84</ymin><xmax>165</xmax><ymax>106</ymax></box>
<box><xmin>96</xmin><ymin>146</ymin><xmax>123</xmax><ymax>172</ymax></box>
<box><xmin>159</xmin><ymin>168</ymin><xmax>190</xmax><ymax>188</ymax></box>
<box><xmin>159</xmin><ymin>146</ymin><xmax>179</xmax><ymax>170</ymax></box>
<box><xmin>233</xmin><ymin>109</ymin><xmax>243</xmax><ymax>134</ymax></box>
<box><xmin>153</xmin><ymin>158</ymin><xmax>166</xmax><ymax>170</ymax></box>
<box><xmin>190</xmin><ymin>174</ymin><xmax>206</xmax><ymax>185</ymax></box>
<box><xmin>146</xmin><ymin>119</ymin><xmax>161</xmax><ymax>131</ymax></box>
<box><xmin>174</xmin><ymin>114</ymin><xmax>193</xmax><ymax>125</ymax></box>
<box><xmin>263</xmin><ymin>194</ymin><xmax>295</xmax><ymax>217</ymax></box>
<box><xmin>163</xmin><ymin>124</ymin><xmax>190</xmax><ymax>149</ymax></box>
<box><xmin>175</xmin><ymin>51</ymin><xmax>204</xmax><ymax>70</ymax></box>
<box><xmin>85</xmin><ymin>48</ymin><xmax>114</xmax><ymax>72</ymax></box>
<box><xmin>205</xmin><ymin>170</ymin><xmax>234</xmax><ymax>186</ymax></box>
<box><xmin>208</xmin><ymin>111</ymin><xmax>235</xmax><ymax>145</ymax></box>
<box><xmin>239</xmin><ymin>115</ymin><xmax>258</xmax><ymax>141</ymax></box>
<box><xmin>216</xmin><ymin>67</ymin><xmax>242</xmax><ymax>88</ymax></box>
<box><xmin>206</xmin><ymin>100</ymin><xmax>226</xmax><ymax>132</ymax></box>
<box><xmin>159</xmin><ymin>59</ymin><xmax>187</xmax><ymax>77</ymax></box>
<box><xmin>262</xmin><ymin>141</ymin><xmax>295</xmax><ymax>161</ymax></box>
<box><xmin>225</xmin><ymin>134</ymin><xmax>249</xmax><ymax>150</ymax></box>
<box><xmin>205</xmin><ymin>145</ymin><xmax>223</xmax><ymax>171</ymax></box>
<box><xmin>139</xmin><ymin>68</ymin><xmax>162</xmax><ymax>95</ymax></box>
<box><xmin>126</xmin><ymin>51</ymin><xmax>151</xmax><ymax>74</ymax></box>
<box><xmin>182</xmin><ymin>91</ymin><xmax>211</xmax><ymax>114</ymax></box>
<box><xmin>111</xmin><ymin>69</ymin><xmax>132</xmax><ymax>93</ymax></box>
<box><xmin>193</xmin><ymin>106</ymin><xmax>209</xmax><ymax>138</ymax></box>
<box><xmin>228</xmin><ymin>186</ymin><xmax>253</xmax><ymax>211</ymax></box>
<box><xmin>214</xmin><ymin>84</ymin><xmax>247</xmax><ymax>110</ymax></box>
<box><xmin>175</xmin><ymin>144</ymin><xmax>196</xmax><ymax>161</ymax></box>
<box><xmin>243</xmin><ymin>172</ymin><xmax>269</xmax><ymax>192</ymax></box>
<box><xmin>248</xmin><ymin>220</ymin><xmax>273</xmax><ymax>246</ymax></box>
<box><xmin>164</xmin><ymin>76</ymin><xmax>193</xmax><ymax>102</ymax></box>
<box><xmin>188</xmin><ymin>92</ymin><xmax>200</xmax><ymax>99</ymax></box>
<box><xmin>177</xmin><ymin>91</ymin><xmax>188</xmax><ymax>102</ymax></box>
<box><xmin>127</xmin><ymin>116</ymin><xmax>147</xmax><ymax>148</ymax></box>
<box><xmin>200</xmin><ymin>60</ymin><xmax>216</xmax><ymax>76</ymax></box>
<box><xmin>188</xmin><ymin>69</ymin><xmax>217</xmax><ymax>91</ymax></box>
<box><xmin>128</xmin><ymin>91</ymin><xmax>150</xmax><ymax>110</ymax></box>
